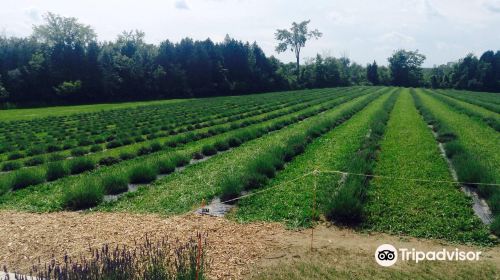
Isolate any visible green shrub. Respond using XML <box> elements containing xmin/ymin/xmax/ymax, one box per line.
<box><xmin>192</xmin><ymin>152</ymin><xmax>204</xmax><ymax>160</ymax></box>
<box><xmin>214</xmin><ymin>140</ymin><xmax>230</xmax><ymax>151</ymax></box>
<box><xmin>27</xmin><ymin>146</ymin><xmax>45</xmax><ymax>156</ymax></box>
<box><xmin>327</xmin><ymin>180</ymin><xmax>363</xmax><ymax>225</ymax></box>
<box><xmin>106</xmin><ymin>140</ymin><xmax>123</xmax><ymax>149</ymax></box>
<box><xmin>24</xmin><ymin>156</ymin><xmax>45</xmax><ymax>166</ymax></box>
<box><xmin>48</xmin><ymin>153</ymin><xmax>66</xmax><ymax>162</ymax></box>
<box><xmin>220</xmin><ymin>175</ymin><xmax>243</xmax><ymax>201</ymax></box>
<box><xmin>102</xmin><ymin>175</ymin><xmax>129</xmax><ymax>195</ymax></box>
<box><xmin>98</xmin><ymin>156</ymin><xmax>121</xmax><ymax>166</ymax></box>
<box><xmin>63</xmin><ymin>180</ymin><xmax>104</xmax><ymax>210</ymax></box>
<box><xmin>63</xmin><ymin>142</ymin><xmax>76</xmax><ymax>149</ymax></box>
<box><xmin>0</xmin><ymin>178</ymin><xmax>9</xmax><ymax>195</ymax></box>
<box><xmin>171</xmin><ymin>154</ymin><xmax>190</xmax><ymax>167</ymax></box>
<box><xmin>11</xmin><ymin>169</ymin><xmax>45</xmax><ymax>190</ymax></box>
<box><xmin>201</xmin><ymin>145</ymin><xmax>217</xmax><ymax>156</ymax></box>
<box><xmin>491</xmin><ymin>216</ymin><xmax>500</xmax><ymax>236</ymax></box>
<box><xmin>7</xmin><ymin>152</ymin><xmax>24</xmax><ymax>160</ymax></box>
<box><xmin>489</xmin><ymin>192</ymin><xmax>500</xmax><ymax>215</ymax></box>
<box><xmin>90</xmin><ymin>144</ymin><xmax>103</xmax><ymax>152</ymax></box>
<box><xmin>119</xmin><ymin>151</ymin><xmax>136</xmax><ymax>160</ymax></box>
<box><xmin>129</xmin><ymin>165</ymin><xmax>157</xmax><ymax>184</ymax></box>
<box><xmin>2</xmin><ymin>161</ymin><xmax>22</xmax><ymax>171</ymax></box>
<box><xmin>444</xmin><ymin>141</ymin><xmax>463</xmax><ymax>158</ymax></box>
<box><xmin>150</xmin><ymin>142</ymin><xmax>162</xmax><ymax>152</ymax></box>
<box><xmin>71</xmin><ymin>147</ymin><xmax>88</xmax><ymax>157</ymax></box>
<box><xmin>228</xmin><ymin>137</ymin><xmax>242</xmax><ymax>147</ymax></box>
<box><xmin>249</xmin><ymin>156</ymin><xmax>276</xmax><ymax>179</ymax></box>
<box><xmin>47</xmin><ymin>144</ymin><xmax>62</xmax><ymax>152</ymax></box>
<box><xmin>68</xmin><ymin>158</ymin><xmax>96</xmax><ymax>174</ymax></box>
<box><xmin>46</xmin><ymin>161</ymin><xmax>69</xmax><ymax>181</ymax></box>
<box><xmin>244</xmin><ymin>172</ymin><xmax>268</xmax><ymax>190</ymax></box>
<box><xmin>452</xmin><ymin>154</ymin><xmax>493</xmax><ymax>194</ymax></box>
<box><xmin>157</xmin><ymin>160</ymin><xmax>176</xmax><ymax>174</ymax></box>
<box><xmin>78</xmin><ymin>138</ymin><xmax>93</xmax><ymax>146</ymax></box>
<box><xmin>137</xmin><ymin>146</ymin><xmax>152</xmax><ymax>156</ymax></box>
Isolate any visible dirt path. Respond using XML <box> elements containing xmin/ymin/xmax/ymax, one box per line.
<box><xmin>0</xmin><ymin>211</ymin><xmax>285</xmax><ymax>279</ymax></box>
<box><xmin>250</xmin><ymin>223</ymin><xmax>500</xmax><ymax>279</ymax></box>
<box><xmin>1</xmin><ymin>211</ymin><xmax>499</xmax><ymax>279</ymax></box>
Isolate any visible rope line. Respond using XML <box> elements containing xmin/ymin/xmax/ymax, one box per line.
<box><xmin>317</xmin><ymin>169</ymin><xmax>500</xmax><ymax>187</ymax></box>
<box><xmin>219</xmin><ymin>170</ymin><xmax>315</xmax><ymax>204</ymax></box>
<box><xmin>219</xmin><ymin>168</ymin><xmax>500</xmax><ymax>205</ymax></box>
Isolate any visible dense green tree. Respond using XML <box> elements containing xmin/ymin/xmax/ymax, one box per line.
<box><xmin>275</xmin><ymin>20</ymin><xmax>322</xmax><ymax>78</ymax></box>
<box><xmin>1</xmin><ymin>12</ymin><xmax>499</xmax><ymax>106</ymax></box>
<box><xmin>33</xmin><ymin>12</ymin><xmax>96</xmax><ymax>48</ymax></box>
<box><xmin>388</xmin><ymin>49</ymin><xmax>426</xmax><ymax>87</ymax></box>
<box><xmin>367</xmin><ymin>61</ymin><xmax>379</xmax><ymax>85</ymax></box>
<box><xmin>0</xmin><ymin>75</ymin><xmax>9</xmax><ymax>101</ymax></box>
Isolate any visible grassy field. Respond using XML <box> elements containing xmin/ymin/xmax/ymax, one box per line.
<box><xmin>0</xmin><ymin>99</ymin><xmax>191</xmax><ymax>121</ymax></box>
<box><xmin>1</xmin><ymin>86</ymin><xmax>500</xmax><ymax>278</ymax></box>
<box><xmin>364</xmin><ymin>89</ymin><xmax>491</xmax><ymax>245</ymax></box>
<box><xmin>234</xmin><ymin>89</ymin><xmax>396</xmax><ymax>227</ymax></box>
<box><xmin>0</xmin><ymin>87</ymin><xmax>498</xmax><ymax>239</ymax></box>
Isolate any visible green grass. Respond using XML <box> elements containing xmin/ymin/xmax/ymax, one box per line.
<box><xmin>234</xmin><ymin>90</ymin><xmax>394</xmax><ymax>228</ymax></box>
<box><xmin>0</xmin><ymin>88</ymin><xmax>355</xmax><ymax>186</ymax></box>
<box><xmin>415</xmin><ymin>89</ymin><xmax>500</xmax><ymax>237</ymax></box>
<box><xmin>63</xmin><ymin>179</ymin><xmax>104</xmax><ymax>210</ymax></box>
<box><xmin>10</xmin><ymin>169</ymin><xmax>45</xmax><ymax>190</ymax></box>
<box><xmin>46</xmin><ymin>161</ymin><xmax>69</xmax><ymax>181</ymax></box>
<box><xmin>0</xmin><ymin>88</ymin><xmax>369</xmax><ymax>211</ymax></box>
<box><xmin>99</xmin><ymin>89</ymin><xmax>379</xmax><ymax>215</ymax></box>
<box><xmin>102</xmin><ymin>174</ymin><xmax>129</xmax><ymax>195</ymax></box>
<box><xmin>0</xmin><ymin>99</ymin><xmax>190</xmax><ymax>121</ymax></box>
<box><xmin>430</xmin><ymin>89</ymin><xmax>500</xmax><ymax>131</ymax></box>
<box><xmin>68</xmin><ymin>158</ymin><xmax>96</xmax><ymax>174</ymax></box>
<box><xmin>364</xmin><ymin>89</ymin><xmax>492</xmax><ymax>245</ymax></box>
<box><xmin>437</xmin><ymin>89</ymin><xmax>500</xmax><ymax>113</ymax></box>
<box><xmin>326</xmin><ymin>92</ymin><xmax>398</xmax><ymax>225</ymax></box>
<box><xmin>128</xmin><ymin>165</ymin><xmax>158</xmax><ymax>184</ymax></box>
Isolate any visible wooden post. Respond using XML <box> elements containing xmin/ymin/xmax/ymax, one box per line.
<box><xmin>311</xmin><ymin>169</ymin><xmax>318</xmax><ymax>252</ymax></box>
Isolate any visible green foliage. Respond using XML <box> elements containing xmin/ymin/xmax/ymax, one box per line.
<box><xmin>327</xmin><ymin>92</ymin><xmax>396</xmax><ymax>225</ymax></box>
<box><xmin>201</xmin><ymin>145</ymin><xmax>217</xmax><ymax>156</ymax></box>
<box><xmin>63</xmin><ymin>179</ymin><xmax>103</xmax><ymax>210</ymax></box>
<box><xmin>388</xmin><ymin>49</ymin><xmax>426</xmax><ymax>87</ymax></box>
<box><xmin>157</xmin><ymin>160</ymin><xmax>176</xmax><ymax>174</ymax></box>
<box><xmin>46</xmin><ymin>161</ymin><xmax>69</xmax><ymax>181</ymax></box>
<box><xmin>24</xmin><ymin>156</ymin><xmax>45</xmax><ymax>166</ymax></box>
<box><xmin>54</xmin><ymin>80</ymin><xmax>82</xmax><ymax>97</ymax></box>
<box><xmin>129</xmin><ymin>165</ymin><xmax>157</xmax><ymax>184</ymax></box>
<box><xmin>102</xmin><ymin>174</ymin><xmax>129</xmax><ymax>195</ymax></box>
<box><xmin>68</xmin><ymin>158</ymin><xmax>95</xmax><ymax>174</ymax></box>
<box><xmin>275</xmin><ymin>20</ymin><xmax>322</xmax><ymax>77</ymax></box>
<box><xmin>98</xmin><ymin>156</ymin><xmax>121</xmax><ymax>166</ymax></box>
<box><xmin>2</xmin><ymin>161</ymin><xmax>23</xmax><ymax>171</ymax></box>
<box><xmin>11</xmin><ymin>169</ymin><xmax>45</xmax><ymax>190</ymax></box>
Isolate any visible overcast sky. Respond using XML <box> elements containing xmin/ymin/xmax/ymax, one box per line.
<box><xmin>1</xmin><ymin>0</ymin><xmax>499</xmax><ymax>67</ymax></box>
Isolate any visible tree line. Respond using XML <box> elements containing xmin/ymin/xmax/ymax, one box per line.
<box><xmin>0</xmin><ymin>14</ymin><xmax>499</xmax><ymax>107</ymax></box>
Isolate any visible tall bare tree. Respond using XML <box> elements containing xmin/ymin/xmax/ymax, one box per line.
<box><xmin>275</xmin><ymin>20</ymin><xmax>322</xmax><ymax>79</ymax></box>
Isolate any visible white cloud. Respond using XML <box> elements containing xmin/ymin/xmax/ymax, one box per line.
<box><xmin>378</xmin><ymin>32</ymin><xmax>416</xmax><ymax>45</ymax></box>
<box><xmin>174</xmin><ymin>0</ymin><xmax>189</xmax><ymax>10</ymax></box>
<box><xmin>422</xmin><ymin>0</ymin><xmax>443</xmax><ymax>19</ymax></box>
<box><xmin>0</xmin><ymin>0</ymin><xmax>498</xmax><ymax>67</ymax></box>
<box><xmin>484</xmin><ymin>0</ymin><xmax>500</xmax><ymax>13</ymax></box>
<box><xmin>24</xmin><ymin>7</ymin><xmax>41</xmax><ymax>22</ymax></box>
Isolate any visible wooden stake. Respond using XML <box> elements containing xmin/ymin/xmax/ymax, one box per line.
<box><xmin>311</xmin><ymin>169</ymin><xmax>318</xmax><ymax>252</ymax></box>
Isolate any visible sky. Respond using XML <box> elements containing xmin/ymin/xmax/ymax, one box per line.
<box><xmin>0</xmin><ymin>0</ymin><xmax>499</xmax><ymax>67</ymax></box>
